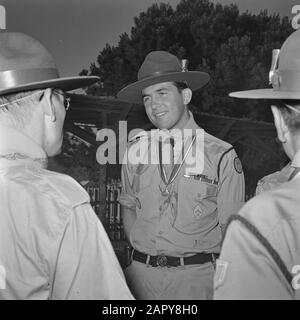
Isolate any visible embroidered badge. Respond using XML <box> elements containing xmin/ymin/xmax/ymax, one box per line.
<box><xmin>193</xmin><ymin>205</ymin><xmax>202</xmax><ymax>219</ymax></box>
<box><xmin>234</xmin><ymin>157</ymin><xmax>243</xmax><ymax>174</ymax></box>
<box><xmin>0</xmin><ymin>265</ymin><xmax>6</xmax><ymax>289</ymax></box>
<box><xmin>214</xmin><ymin>259</ymin><xmax>229</xmax><ymax>289</ymax></box>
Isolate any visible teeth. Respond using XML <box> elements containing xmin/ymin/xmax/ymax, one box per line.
<box><xmin>156</xmin><ymin>112</ymin><xmax>166</xmax><ymax>117</ymax></box>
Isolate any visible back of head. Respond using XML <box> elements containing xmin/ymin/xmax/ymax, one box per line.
<box><xmin>273</xmin><ymin>100</ymin><xmax>300</xmax><ymax>135</ymax></box>
<box><xmin>0</xmin><ymin>90</ymin><xmax>43</xmax><ymax>129</ymax></box>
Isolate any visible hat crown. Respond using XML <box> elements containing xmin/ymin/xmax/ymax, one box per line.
<box><xmin>138</xmin><ymin>51</ymin><xmax>182</xmax><ymax>80</ymax></box>
<box><xmin>0</xmin><ymin>31</ymin><xmax>57</xmax><ymax>72</ymax></box>
<box><xmin>229</xmin><ymin>29</ymin><xmax>300</xmax><ymax>99</ymax></box>
<box><xmin>0</xmin><ymin>31</ymin><xmax>99</xmax><ymax>96</ymax></box>
<box><xmin>278</xmin><ymin>30</ymin><xmax>300</xmax><ymax>70</ymax></box>
<box><xmin>117</xmin><ymin>50</ymin><xmax>210</xmax><ymax>104</ymax></box>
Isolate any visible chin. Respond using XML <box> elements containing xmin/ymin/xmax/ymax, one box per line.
<box><xmin>152</xmin><ymin>119</ymin><xmax>173</xmax><ymax>130</ymax></box>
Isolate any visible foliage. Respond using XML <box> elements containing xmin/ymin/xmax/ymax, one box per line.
<box><xmin>83</xmin><ymin>0</ymin><xmax>292</xmax><ymax>122</ymax></box>
<box><xmin>49</xmin><ymin>132</ymin><xmax>100</xmax><ymax>184</ymax></box>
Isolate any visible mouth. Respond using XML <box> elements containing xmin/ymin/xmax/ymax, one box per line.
<box><xmin>154</xmin><ymin>111</ymin><xmax>168</xmax><ymax>118</ymax></box>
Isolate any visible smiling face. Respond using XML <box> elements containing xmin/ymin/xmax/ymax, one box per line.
<box><xmin>142</xmin><ymin>82</ymin><xmax>191</xmax><ymax>130</ymax></box>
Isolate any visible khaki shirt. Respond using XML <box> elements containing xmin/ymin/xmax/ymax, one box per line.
<box><xmin>255</xmin><ymin>162</ymin><xmax>293</xmax><ymax>195</ymax></box>
<box><xmin>214</xmin><ymin>150</ymin><xmax>300</xmax><ymax>300</ymax></box>
<box><xmin>119</xmin><ymin>112</ymin><xmax>245</xmax><ymax>256</ymax></box>
<box><xmin>0</xmin><ymin>125</ymin><xmax>134</xmax><ymax>300</ymax></box>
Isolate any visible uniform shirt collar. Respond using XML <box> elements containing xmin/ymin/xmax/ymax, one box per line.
<box><xmin>182</xmin><ymin>111</ymin><xmax>200</xmax><ymax>131</ymax></box>
<box><xmin>291</xmin><ymin>149</ymin><xmax>300</xmax><ymax>168</ymax></box>
<box><xmin>0</xmin><ymin>124</ymin><xmax>47</xmax><ymax>169</ymax></box>
<box><xmin>151</xmin><ymin>111</ymin><xmax>200</xmax><ymax>141</ymax></box>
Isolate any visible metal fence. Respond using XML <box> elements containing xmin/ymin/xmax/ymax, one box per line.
<box><xmin>85</xmin><ymin>180</ymin><xmax>255</xmax><ymax>244</ymax></box>
<box><xmin>84</xmin><ymin>179</ymin><xmax>125</xmax><ymax>241</ymax></box>
<box><xmin>105</xmin><ymin>179</ymin><xmax>126</xmax><ymax>241</ymax></box>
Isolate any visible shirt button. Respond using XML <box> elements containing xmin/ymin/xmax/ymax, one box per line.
<box><xmin>158</xmin><ymin>230</ymin><xmax>164</xmax><ymax>235</ymax></box>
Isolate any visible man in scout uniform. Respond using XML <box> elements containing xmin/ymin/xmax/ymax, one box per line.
<box><xmin>0</xmin><ymin>31</ymin><xmax>133</xmax><ymax>299</ymax></box>
<box><xmin>214</xmin><ymin>29</ymin><xmax>300</xmax><ymax>300</ymax></box>
<box><xmin>117</xmin><ymin>51</ymin><xmax>245</xmax><ymax>300</ymax></box>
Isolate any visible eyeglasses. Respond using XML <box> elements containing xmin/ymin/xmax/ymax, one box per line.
<box><xmin>53</xmin><ymin>89</ymin><xmax>71</xmax><ymax>111</ymax></box>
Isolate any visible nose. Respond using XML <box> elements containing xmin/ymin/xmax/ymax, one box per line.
<box><xmin>151</xmin><ymin>94</ymin><xmax>161</xmax><ymax>110</ymax></box>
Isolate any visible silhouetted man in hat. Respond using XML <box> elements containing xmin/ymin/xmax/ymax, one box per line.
<box><xmin>117</xmin><ymin>51</ymin><xmax>245</xmax><ymax>300</ymax></box>
<box><xmin>214</xmin><ymin>29</ymin><xmax>300</xmax><ymax>300</ymax></box>
<box><xmin>0</xmin><ymin>31</ymin><xmax>133</xmax><ymax>299</ymax></box>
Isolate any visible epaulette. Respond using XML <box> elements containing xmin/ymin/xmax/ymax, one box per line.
<box><xmin>128</xmin><ymin>131</ymin><xmax>148</xmax><ymax>145</ymax></box>
<box><xmin>225</xmin><ymin>214</ymin><xmax>294</xmax><ymax>290</ymax></box>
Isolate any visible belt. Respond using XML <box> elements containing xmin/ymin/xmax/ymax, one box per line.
<box><xmin>132</xmin><ymin>250</ymin><xmax>219</xmax><ymax>268</ymax></box>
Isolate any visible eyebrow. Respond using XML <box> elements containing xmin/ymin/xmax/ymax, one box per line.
<box><xmin>142</xmin><ymin>87</ymin><xmax>170</xmax><ymax>98</ymax></box>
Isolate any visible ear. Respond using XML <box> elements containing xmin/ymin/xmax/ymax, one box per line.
<box><xmin>41</xmin><ymin>88</ymin><xmax>56</xmax><ymax>121</ymax></box>
<box><xmin>271</xmin><ymin>105</ymin><xmax>289</xmax><ymax>143</ymax></box>
<box><xmin>182</xmin><ymin>88</ymin><xmax>192</xmax><ymax>105</ymax></box>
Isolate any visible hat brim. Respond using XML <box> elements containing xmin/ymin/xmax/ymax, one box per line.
<box><xmin>117</xmin><ymin>71</ymin><xmax>210</xmax><ymax>104</ymax></box>
<box><xmin>229</xmin><ymin>88</ymin><xmax>300</xmax><ymax>100</ymax></box>
<box><xmin>0</xmin><ymin>76</ymin><xmax>99</xmax><ymax>96</ymax></box>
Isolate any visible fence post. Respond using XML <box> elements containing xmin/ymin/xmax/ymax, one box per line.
<box><xmin>98</xmin><ymin>165</ymin><xmax>107</xmax><ymax>224</ymax></box>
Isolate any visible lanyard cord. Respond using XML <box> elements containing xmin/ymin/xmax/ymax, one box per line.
<box><xmin>158</xmin><ymin>135</ymin><xmax>196</xmax><ymax>192</ymax></box>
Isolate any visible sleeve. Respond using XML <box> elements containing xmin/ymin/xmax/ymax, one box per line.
<box><xmin>255</xmin><ymin>163</ymin><xmax>293</xmax><ymax>196</ymax></box>
<box><xmin>213</xmin><ymin>219</ymin><xmax>293</xmax><ymax>300</ymax></box>
<box><xmin>50</xmin><ymin>204</ymin><xmax>134</xmax><ymax>300</ymax></box>
<box><xmin>256</xmin><ymin>177</ymin><xmax>277</xmax><ymax>196</ymax></box>
<box><xmin>118</xmin><ymin>159</ymin><xmax>137</xmax><ymax>210</ymax></box>
<box><xmin>217</xmin><ymin>149</ymin><xmax>245</xmax><ymax>226</ymax></box>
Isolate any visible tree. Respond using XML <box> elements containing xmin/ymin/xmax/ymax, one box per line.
<box><xmin>82</xmin><ymin>0</ymin><xmax>292</xmax><ymax>122</ymax></box>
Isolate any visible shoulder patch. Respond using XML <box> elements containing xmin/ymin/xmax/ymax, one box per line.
<box><xmin>128</xmin><ymin>130</ymin><xmax>148</xmax><ymax>143</ymax></box>
<box><xmin>234</xmin><ymin>157</ymin><xmax>243</xmax><ymax>174</ymax></box>
<box><xmin>127</xmin><ymin>136</ymin><xmax>141</xmax><ymax>147</ymax></box>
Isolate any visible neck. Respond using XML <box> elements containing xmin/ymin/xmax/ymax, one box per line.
<box><xmin>170</xmin><ymin>108</ymin><xmax>190</xmax><ymax>130</ymax></box>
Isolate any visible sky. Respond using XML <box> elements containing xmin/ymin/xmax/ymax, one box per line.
<box><xmin>0</xmin><ymin>0</ymin><xmax>298</xmax><ymax>78</ymax></box>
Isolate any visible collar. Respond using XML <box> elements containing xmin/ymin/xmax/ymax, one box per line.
<box><xmin>291</xmin><ymin>149</ymin><xmax>300</xmax><ymax>168</ymax></box>
<box><xmin>0</xmin><ymin>124</ymin><xmax>47</xmax><ymax>169</ymax></box>
<box><xmin>182</xmin><ymin>111</ymin><xmax>200</xmax><ymax>131</ymax></box>
<box><xmin>151</xmin><ymin>111</ymin><xmax>201</xmax><ymax>142</ymax></box>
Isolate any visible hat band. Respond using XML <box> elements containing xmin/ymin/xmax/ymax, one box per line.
<box><xmin>272</xmin><ymin>69</ymin><xmax>300</xmax><ymax>92</ymax></box>
<box><xmin>138</xmin><ymin>69</ymin><xmax>182</xmax><ymax>81</ymax></box>
<box><xmin>0</xmin><ymin>68</ymin><xmax>59</xmax><ymax>89</ymax></box>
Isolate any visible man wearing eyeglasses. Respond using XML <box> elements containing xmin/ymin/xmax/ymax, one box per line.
<box><xmin>0</xmin><ymin>32</ymin><xmax>133</xmax><ymax>300</ymax></box>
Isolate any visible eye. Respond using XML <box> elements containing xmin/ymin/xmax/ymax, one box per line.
<box><xmin>159</xmin><ymin>91</ymin><xmax>167</xmax><ymax>96</ymax></box>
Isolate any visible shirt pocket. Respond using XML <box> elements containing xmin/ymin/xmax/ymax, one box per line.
<box><xmin>174</xmin><ymin>177</ymin><xmax>218</xmax><ymax>234</ymax></box>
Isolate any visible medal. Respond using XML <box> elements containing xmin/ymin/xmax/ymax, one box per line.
<box><xmin>159</xmin><ymin>184</ymin><xmax>170</xmax><ymax>196</ymax></box>
<box><xmin>158</xmin><ymin>135</ymin><xmax>196</xmax><ymax>195</ymax></box>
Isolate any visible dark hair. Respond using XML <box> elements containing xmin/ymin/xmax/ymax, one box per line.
<box><xmin>273</xmin><ymin>100</ymin><xmax>300</xmax><ymax>134</ymax></box>
<box><xmin>172</xmin><ymin>81</ymin><xmax>189</xmax><ymax>93</ymax></box>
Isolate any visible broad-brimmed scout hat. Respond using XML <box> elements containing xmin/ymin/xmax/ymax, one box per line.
<box><xmin>230</xmin><ymin>29</ymin><xmax>300</xmax><ymax>100</ymax></box>
<box><xmin>117</xmin><ymin>51</ymin><xmax>210</xmax><ymax>104</ymax></box>
<box><xmin>0</xmin><ymin>31</ymin><xmax>99</xmax><ymax>96</ymax></box>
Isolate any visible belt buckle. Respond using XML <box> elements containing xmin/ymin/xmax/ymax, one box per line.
<box><xmin>157</xmin><ymin>255</ymin><xmax>167</xmax><ymax>267</ymax></box>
